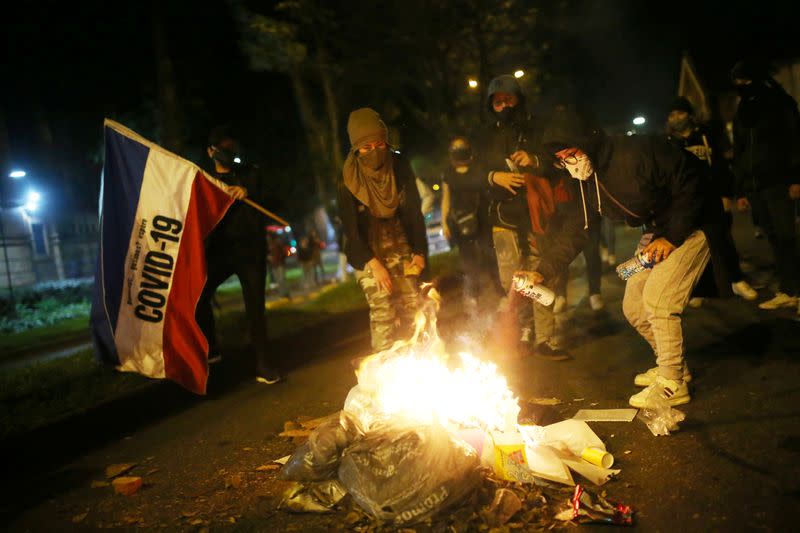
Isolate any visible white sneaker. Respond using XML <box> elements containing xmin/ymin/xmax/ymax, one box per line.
<box><xmin>589</xmin><ymin>294</ymin><xmax>605</xmax><ymax>311</ymax></box>
<box><xmin>635</xmin><ymin>365</ymin><xmax>692</xmax><ymax>387</ymax></box>
<box><xmin>758</xmin><ymin>292</ymin><xmax>798</xmax><ymax>310</ymax></box>
<box><xmin>688</xmin><ymin>297</ymin><xmax>704</xmax><ymax>308</ymax></box>
<box><xmin>731</xmin><ymin>280</ymin><xmax>758</xmax><ymax>301</ymax></box>
<box><xmin>629</xmin><ymin>376</ymin><xmax>690</xmax><ymax>408</ymax></box>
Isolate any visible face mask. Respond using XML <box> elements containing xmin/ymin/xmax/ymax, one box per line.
<box><xmin>494</xmin><ymin>105</ymin><xmax>518</xmax><ymax>124</ymax></box>
<box><xmin>360</xmin><ymin>146</ymin><xmax>387</xmax><ymax>170</ymax></box>
<box><xmin>735</xmin><ymin>84</ymin><xmax>756</xmax><ymax>98</ymax></box>
<box><xmin>563</xmin><ymin>153</ymin><xmax>594</xmax><ymax>181</ymax></box>
<box><xmin>211</xmin><ymin>146</ymin><xmax>238</xmax><ymax>167</ymax></box>
<box><xmin>668</xmin><ymin>116</ymin><xmax>691</xmax><ymax>132</ymax></box>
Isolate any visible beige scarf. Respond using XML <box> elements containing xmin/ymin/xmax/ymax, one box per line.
<box><xmin>343</xmin><ymin>149</ymin><xmax>398</xmax><ymax>218</ymax></box>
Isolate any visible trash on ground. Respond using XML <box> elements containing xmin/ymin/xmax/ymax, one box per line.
<box><xmin>255</xmin><ymin>464</ymin><xmax>281</xmax><ymax>472</ymax></box>
<box><xmin>105</xmin><ymin>463</ymin><xmax>137</xmax><ymax>479</ymax></box>
<box><xmin>528</xmin><ymin>397</ymin><xmax>562</xmax><ymax>406</ymax></box>
<box><xmin>280</xmin><ymin>479</ymin><xmax>348</xmax><ymax>513</ymax></box>
<box><xmin>112</xmin><ymin>476</ymin><xmax>142</xmax><ymax>496</ymax></box>
<box><xmin>636</xmin><ymin>392</ymin><xmax>686</xmax><ymax>436</ymax></box>
<box><xmin>555</xmin><ymin>484</ymin><xmax>634</xmax><ymax>525</ymax></box>
<box><xmin>573</xmin><ymin>408</ymin><xmax>639</xmax><ymax>422</ymax></box>
<box><xmin>485</xmin><ymin>488</ymin><xmax>522</xmax><ymax>526</ymax></box>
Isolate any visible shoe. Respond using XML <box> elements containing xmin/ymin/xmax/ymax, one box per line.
<box><xmin>519</xmin><ymin>326</ymin><xmax>532</xmax><ymax>343</ymax></box>
<box><xmin>589</xmin><ymin>294</ymin><xmax>605</xmax><ymax>311</ymax></box>
<box><xmin>208</xmin><ymin>353</ymin><xmax>222</xmax><ymax>364</ymax></box>
<box><xmin>553</xmin><ymin>295</ymin><xmax>567</xmax><ymax>314</ymax></box>
<box><xmin>732</xmin><ymin>280</ymin><xmax>758</xmax><ymax>301</ymax></box>
<box><xmin>688</xmin><ymin>297</ymin><xmax>704</xmax><ymax>308</ymax></box>
<box><xmin>533</xmin><ymin>342</ymin><xmax>572</xmax><ymax>361</ymax></box>
<box><xmin>629</xmin><ymin>376</ymin><xmax>690</xmax><ymax>408</ymax></box>
<box><xmin>256</xmin><ymin>369</ymin><xmax>284</xmax><ymax>385</ymax></box>
<box><xmin>758</xmin><ymin>292</ymin><xmax>798</xmax><ymax>310</ymax></box>
<box><xmin>635</xmin><ymin>365</ymin><xmax>692</xmax><ymax>387</ymax></box>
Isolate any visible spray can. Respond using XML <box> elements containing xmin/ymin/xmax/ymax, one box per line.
<box><xmin>511</xmin><ymin>271</ymin><xmax>556</xmax><ymax>306</ymax></box>
<box><xmin>616</xmin><ymin>252</ymin><xmax>656</xmax><ymax>281</ymax></box>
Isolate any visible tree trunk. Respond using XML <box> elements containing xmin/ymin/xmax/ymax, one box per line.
<box><xmin>317</xmin><ymin>57</ymin><xmax>343</xmax><ymax>178</ymax></box>
<box><xmin>289</xmin><ymin>69</ymin><xmax>329</xmax><ymax>204</ymax></box>
<box><xmin>152</xmin><ymin>7</ymin><xmax>183</xmax><ymax>154</ymax></box>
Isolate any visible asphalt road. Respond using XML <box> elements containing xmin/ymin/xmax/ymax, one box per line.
<box><xmin>3</xmin><ymin>212</ymin><xmax>799</xmax><ymax>532</ymax></box>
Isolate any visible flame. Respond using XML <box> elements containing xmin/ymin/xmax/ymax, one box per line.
<box><xmin>346</xmin><ymin>288</ymin><xmax>520</xmax><ymax>433</ymax></box>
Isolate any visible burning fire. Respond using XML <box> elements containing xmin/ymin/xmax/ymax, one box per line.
<box><xmin>346</xmin><ymin>289</ymin><xmax>520</xmax><ymax>433</ymax></box>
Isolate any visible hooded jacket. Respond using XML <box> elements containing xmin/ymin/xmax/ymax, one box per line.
<box><xmin>732</xmin><ymin>80</ymin><xmax>800</xmax><ymax>194</ymax></box>
<box><xmin>538</xmin><ymin>134</ymin><xmax>732</xmax><ymax>296</ymax></box>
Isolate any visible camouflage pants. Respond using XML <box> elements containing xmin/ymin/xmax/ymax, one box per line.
<box><xmin>356</xmin><ymin>252</ymin><xmax>419</xmax><ymax>352</ymax></box>
<box><xmin>492</xmin><ymin>226</ymin><xmax>565</xmax><ymax>347</ymax></box>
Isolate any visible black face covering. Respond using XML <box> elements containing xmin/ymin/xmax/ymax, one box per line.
<box><xmin>359</xmin><ymin>146</ymin><xmax>388</xmax><ymax>170</ymax></box>
<box><xmin>494</xmin><ymin>105</ymin><xmax>518</xmax><ymax>125</ymax></box>
<box><xmin>735</xmin><ymin>83</ymin><xmax>757</xmax><ymax>98</ymax></box>
<box><xmin>668</xmin><ymin>117</ymin><xmax>692</xmax><ymax>133</ymax></box>
<box><xmin>211</xmin><ymin>146</ymin><xmax>238</xmax><ymax>167</ymax></box>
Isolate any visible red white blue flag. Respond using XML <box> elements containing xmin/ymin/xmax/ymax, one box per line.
<box><xmin>91</xmin><ymin>119</ymin><xmax>234</xmax><ymax>394</ymax></box>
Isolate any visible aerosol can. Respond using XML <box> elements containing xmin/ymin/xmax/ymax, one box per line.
<box><xmin>511</xmin><ymin>271</ymin><xmax>556</xmax><ymax>306</ymax></box>
<box><xmin>616</xmin><ymin>252</ymin><xmax>656</xmax><ymax>281</ymax></box>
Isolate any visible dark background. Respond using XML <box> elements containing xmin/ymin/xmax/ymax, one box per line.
<box><xmin>2</xmin><ymin>0</ymin><xmax>798</xmax><ymax>220</ymax></box>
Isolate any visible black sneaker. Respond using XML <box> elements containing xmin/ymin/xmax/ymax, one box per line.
<box><xmin>256</xmin><ymin>368</ymin><xmax>285</xmax><ymax>385</ymax></box>
<box><xmin>533</xmin><ymin>342</ymin><xmax>572</xmax><ymax>361</ymax></box>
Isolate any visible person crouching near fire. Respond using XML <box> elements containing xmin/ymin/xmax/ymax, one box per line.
<box><xmin>524</xmin><ymin>131</ymin><xmax>735</xmax><ymax>408</ymax></box>
<box><xmin>337</xmin><ymin>108</ymin><xmax>429</xmax><ymax>352</ymax></box>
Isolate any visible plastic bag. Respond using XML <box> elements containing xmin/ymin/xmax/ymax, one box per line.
<box><xmin>280</xmin><ymin>479</ymin><xmax>348</xmax><ymax>513</ymax></box>
<box><xmin>555</xmin><ymin>484</ymin><xmax>634</xmax><ymax>525</ymax></box>
<box><xmin>636</xmin><ymin>390</ymin><xmax>686</xmax><ymax>436</ymax></box>
<box><xmin>338</xmin><ymin>423</ymin><xmax>481</xmax><ymax>526</ymax></box>
<box><xmin>280</xmin><ymin>412</ymin><xmax>364</xmax><ymax>481</ymax></box>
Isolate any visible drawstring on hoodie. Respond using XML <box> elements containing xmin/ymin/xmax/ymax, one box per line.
<box><xmin>577</xmin><ymin>172</ymin><xmax>603</xmax><ymax>231</ymax></box>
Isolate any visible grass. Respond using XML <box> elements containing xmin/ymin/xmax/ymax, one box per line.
<box><xmin>0</xmin><ymin>316</ymin><xmax>90</xmax><ymax>362</ymax></box>
<box><xmin>0</xmin><ymin>251</ymin><xmax>458</xmax><ymax>440</ymax></box>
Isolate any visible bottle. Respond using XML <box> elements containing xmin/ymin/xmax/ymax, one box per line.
<box><xmin>616</xmin><ymin>252</ymin><xmax>656</xmax><ymax>281</ymax></box>
<box><xmin>511</xmin><ymin>271</ymin><xmax>556</xmax><ymax>306</ymax></box>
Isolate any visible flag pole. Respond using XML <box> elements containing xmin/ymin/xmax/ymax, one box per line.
<box><xmin>241</xmin><ymin>198</ymin><xmax>291</xmax><ymax>227</ymax></box>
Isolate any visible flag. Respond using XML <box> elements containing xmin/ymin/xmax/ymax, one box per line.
<box><xmin>91</xmin><ymin>119</ymin><xmax>235</xmax><ymax>394</ymax></box>
<box><xmin>678</xmin><ymin>53</ymin><xmax>710</xmax><ymax>121</ymax></box>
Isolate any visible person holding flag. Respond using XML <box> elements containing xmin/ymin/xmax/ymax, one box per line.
<box><xmin>196</xmin><ymin>126</ymin><xmax>283</xmax><ymax>385</ymax></box>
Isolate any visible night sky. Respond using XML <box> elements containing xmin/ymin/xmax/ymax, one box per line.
<box><xmin>3</xmin><ymin>0</ymin><xmax>799</xmax><ymax>202</ymax></box>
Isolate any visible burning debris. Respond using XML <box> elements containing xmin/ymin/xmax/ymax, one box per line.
<box><xmin>278</xmin><ymin>289</ymin><xmax>633</xmax><ymax>527</ymax></box>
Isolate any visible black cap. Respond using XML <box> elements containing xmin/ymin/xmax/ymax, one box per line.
<box><xmin>208</xmin><ymin>124</ymin><xmax>239</xmax><ymax>148</ymax></box>
<box><xmin>730</xmin><ymin>59</ymin><xmax>769</xmax><ymax>82</ymax></box>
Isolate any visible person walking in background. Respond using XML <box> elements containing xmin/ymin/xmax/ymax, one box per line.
<box><xmin>730</xmin><ymin>59</ymin><xmax>800</xmax><ymax>315</ymax></box>
<box><xmin>338</xmin><ymin>108</ymin><xmax>427</xmax><ymax>352</ymax></box>
<box><xmin>441</xmin><ymin>136</ymin><xmax>488</xmax><ymax>315</ymax></box>
<box><xmin>309</xmin><ymin>229</ymin><xmax>325</xmax><ymax>285</ymax></box>
<box><xmin>665</xmin><ymin>96</ymin><xmax>758</xmax><ymax>305</ymax></box>
<box><xmin>268</xmin><ymin>233</ymin><xmax>290</xmax><ymax>299</ymax></box>
<box><xmin>297</xmin><ymin>236</ymin><xmax>315</xmax><ymax>290</ymax></box>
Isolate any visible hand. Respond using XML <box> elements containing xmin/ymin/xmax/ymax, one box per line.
<box><xmin>228</xmin><ymin>185</ymin><xmax>248</xmax><ymax>200</ymax></box>
<box><xmin>510</xmin><ymin>150</ymin><xmax>533</xmax><ymax>167</ymax></box>
<box><xmin>367</xmin><ymin>258</ymin><xmax>393</xmax><ymax>293</ymax></box>
<box><xmin>411</xmin><ymin>254</ymin><xmax>426</xmax><ymax>271</ymax></box>
<box><xmin>790</xmin><ymin>184</ymin><xmax>800</xmax><ymax>200</ymax></box>
<box><xmin>643</xmin><ymin>237</ymin><xmax>676</xmax><ymax>263</ymax></box>
<box><xmin>491</xmin><ymin>171</ymin><xmax>525</xmax><ymax>195</ymax></box>
<box><xmin>521</xmin><ymin>270</ymin><xmax>544</xmax><ymax>285</ymax></box>
<box><xmin>737</xmin><ymin>197</ymin><xmax>750</xmax><ymax>211</ymax></box>
<box><xmin>443</xmin><ymin>222</ymin><xmax>452</xmax><ymax>240</ymax></box>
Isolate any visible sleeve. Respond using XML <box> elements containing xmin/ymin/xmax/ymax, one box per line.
<box><xmin>652</xmin><ymin>139</ymin><xmax>706</xmax><ymax>247</ymax></box>
<box><xmin>337</xmin><ymin>179</ymin><xmax>373</xmax><ymax>270</ymax></box>
<box><xmin>536</xmin><ymin>194</ymin><xmax>592</xmax><ymax>283</ymax></box>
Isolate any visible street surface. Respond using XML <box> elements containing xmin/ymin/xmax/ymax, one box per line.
<box><xmin>3</xmin><ymin>212</ymin><xmax>799</xmax><ymax>531</ymax></box>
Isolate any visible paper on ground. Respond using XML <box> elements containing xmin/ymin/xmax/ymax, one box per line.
<box><xmin>572</xmin><ymin>408</ymin><xmax>638</xmax><ymax>422</ymax></box>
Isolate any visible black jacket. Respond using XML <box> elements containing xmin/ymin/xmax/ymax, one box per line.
<box><xmin>668</xmin><ymin>124</ymin><xmax>736</xmax><ymax>198</ymax></box>
<box><xmin>441</xmin><ymin>164</ymin><xmax>489</xmax><ymax>241</ymax></box>
<box><xmin>538</xmin><ymin>135</ymin><xmax>732</xmax><ymax>296</ymax></box>
<box><xmin>475</xmin><ymin>115</ymin><xmax>541</xmax><ymax>232</ymax></box>
<box><xmin>337</xmin><ymin>153</ymin><xmax>428</xmax><ymax>270</ymax></box>
<box><xmin>206</xmin><ymin>163</ymin><xmax>272</xmax><ymax>257</ymax></box>
<box><xmin>732</xmin><ymin>82</ymin><xmax>800</xmax><ymax>195</ymax></box>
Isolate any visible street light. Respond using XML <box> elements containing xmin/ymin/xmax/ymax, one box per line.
<box><xmin>467</xmin><ymin>78</ymin><xmax>478</xmax><ymax>89</ymax></box>
<box><xmin>632</xmin><ymin>116</ymin><xmax>646</xmax><ymax>126</ymax></box>
<box><xmin>24</xmin><ymin>190</ymin><xmax>41</xmax><ymax>213</ymax></box>
<box><xmin>514</xmin><ymin>69</ymin><xmax>525</xmax><ymax>78</ymax></box>
<box><xmin>9</xmin><ymin>170</ymin><xmax>26</xmax><ymax>179</ymax></box>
